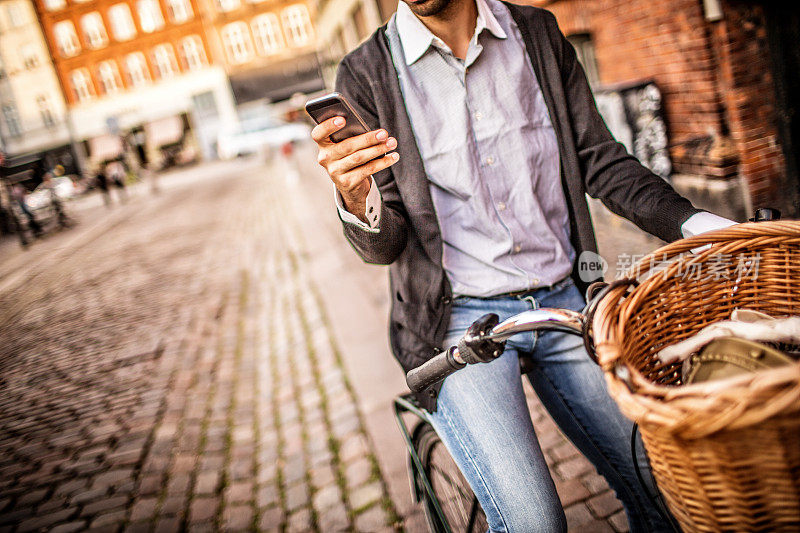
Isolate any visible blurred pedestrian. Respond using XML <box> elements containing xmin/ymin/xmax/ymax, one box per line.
<box><xmin>10</xmin><ymin>183</ymin><xmax>43</xmax><ymax>240</ymax></box>
<box><xmin>0</xmin><ymin>150</ymin><xmax>12</xmax><ymax>235</ymax></box>
<box><xmin>132</xmin><ymin>130</ymin><xmax>159</xmax><ymax>194</ymax></box>
<box><xmin>0</xmin><ymin>150</ymin><xmax>24</xmax><ymax>241</ymax></box>
<box><xmin>41</xmin><ymin>172</ymin><xmax>74</xmax><ymax>229</ymax></box>
<box><xmin>281</xmin><ymin>141</ymin><xmax>299</xmax><ymax>185</ymax></box>
<box><xmin>94</xmin><ymin>163</ymin><xmax>112</xmax><ymax>208</ymax></box>
<box><xmin>107</xmin><ymin>159</ymin><xmax>128</xmax><ymax>203</ymax></box>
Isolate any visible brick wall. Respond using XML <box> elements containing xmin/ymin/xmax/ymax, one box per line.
<box><xmin>713</xmin><ymin>1</ymin><xmax>786</xmax><ymax>207</ymax></box>
<box><xmin>522</xmin><ymin>0</ymin><xmax>787</xmax><ymax>209</ymax></box>
<box><xmin>533</xmin><ymin>0</ymin><xmax>593</xmax><ymax>35</ymax></box>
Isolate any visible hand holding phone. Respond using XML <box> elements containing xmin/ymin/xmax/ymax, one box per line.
<box><xmin>306</xmin><ymin>92</ymin><xmax>370</xmax><ymax>143</ymax></box>
<box><xmin>306</xmin><ymin>93</ymin><xmax>399</xmax><ymax>220</ymax></box>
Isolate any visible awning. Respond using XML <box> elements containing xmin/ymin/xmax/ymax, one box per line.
<box><xmin>229</xmin><ymin>53</ymin><xmax>326</xmax><ymax>104</ymax></box>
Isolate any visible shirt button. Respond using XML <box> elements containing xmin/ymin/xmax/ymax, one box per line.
<box><xmin>513</xmin><ymin>245</ymin><xmax>521</xmax><ymax>253</ymax></box>
<box><xmin>486</xmin><ymin>156</ymin><xmax>494</xmax><ymax>165</ymax></box>
<box><xmin>497</xmin><ymin>202</ymin><xmax>506</xmax><ymax>211</ymax></box>
<box><xmin>475</xmin><ymin>111</ymin><xmax>483</xmax><ymax>121</ymax></box>
<box><xmin>532</xmin><ymin>278</ymin><xmax>540</xmax><ymax>285</ymax></box>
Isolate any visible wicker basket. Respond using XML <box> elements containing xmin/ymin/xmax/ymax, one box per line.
<box><xmin>591</xmin><ymin>221</ymin><xmax>800</xmax><ymax>532</ymax></box>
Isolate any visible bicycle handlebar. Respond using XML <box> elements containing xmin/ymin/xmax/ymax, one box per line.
<box><xmin>406</xmin><ymin>347</ymin><xmax>466</xmax><ymax>394</ymax></box>
<box><xmin>406</xmin><ymin>308</ymin><xmax>585</xmax><ymax>393</ymax></box>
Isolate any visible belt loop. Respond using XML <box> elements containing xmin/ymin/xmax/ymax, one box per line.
<box><xmin>520</xmin><ymin>295</ymin><xmax>538</xmax><ymax>310</ymax></box>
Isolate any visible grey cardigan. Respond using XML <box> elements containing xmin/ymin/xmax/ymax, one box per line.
<box><xmin>334</xmin><ymin>3</ymin><xmax>700</xmax><ymax>411</ymax></box>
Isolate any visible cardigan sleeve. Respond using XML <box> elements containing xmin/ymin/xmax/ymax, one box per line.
<box><xmin>542</xmin><ymin>12</ymin><xmax>700</xmax><ymax>243</ymax></box>
<box><xmin>334</xmin><ymin>57</ymin><xmax>410</xmax><ymax>265</ymax></box>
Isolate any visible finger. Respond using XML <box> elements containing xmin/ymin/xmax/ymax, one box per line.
<box><xmin>337</xmin><ymin>137</ymin><xmax>397</xmax><ymax>174</ymax></box>
<box><xmin>331</xmin><ymin>129</ymin><xmax>389</xmax><ymax>159</ymax></box>
<box><xmin>338</xmin><ymin>152</ymin><xmax>399</xmax><ymax>189</ymax></box>
<box><xmin>311</xmin><ymin>116</ymin><xmax>346</xmax><ymax>144</ymax></box>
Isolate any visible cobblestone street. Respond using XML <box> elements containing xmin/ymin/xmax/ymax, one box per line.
<box><xmin>0</xmin><ymin>147</ymin><xmax>661</xmax><ymax>532</ymax></box>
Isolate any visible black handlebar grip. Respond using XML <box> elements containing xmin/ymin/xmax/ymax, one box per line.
<box><xmin>406</xmin><ymin>348</ymin><xmax>465</xmax><ymax>393</ymax></box>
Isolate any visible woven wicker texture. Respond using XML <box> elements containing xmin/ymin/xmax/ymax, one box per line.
<box><xmin>592</xmin><ymin>221</ymin><xmax>800</xmax><ymax>532</ymax></box>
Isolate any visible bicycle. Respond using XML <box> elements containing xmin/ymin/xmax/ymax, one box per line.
<box><xmin>393</xmin><ymin>211</ymin><xmax>800</xmax><ymax>533</ymax></box>
<box><xmin>393</xmin><ymin>305</ymin><xmax>607</xmax><ymax>533</ymax></box>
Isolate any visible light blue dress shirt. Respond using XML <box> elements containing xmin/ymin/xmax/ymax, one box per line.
<box><xmin>387</xmin><ymin>0</ymin><xmax>574</xmax><ymax>297</ymax></box>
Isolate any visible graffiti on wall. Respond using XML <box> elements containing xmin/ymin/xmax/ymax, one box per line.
<box><xmin>595</xmin><ymin>80</ymin><xmax>672</xmax><ymax>179</ymax></box>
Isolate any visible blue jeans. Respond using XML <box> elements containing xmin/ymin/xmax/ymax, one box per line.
<box><xmin>427</xmin><ymin>279</ymin><xmax>669</xmax><ymax>533</ymax></box>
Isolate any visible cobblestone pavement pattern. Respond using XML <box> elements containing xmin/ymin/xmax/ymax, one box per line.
<box><xmin>0</xmin><ymin>151</ymin><xmax>656</xmax><ymax>531</ymax></box>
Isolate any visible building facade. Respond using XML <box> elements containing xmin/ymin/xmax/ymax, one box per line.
<box><xmin>0</xmin><ymin>0</ymin><xmax>72</xmax><ymax>165</ymax></box>
<box><xmin>314</xmin><ymin>0</ymin><xmax>393</xmax><ymax>87</ymax></box>
<box><xmin>196</xmin><ymin>0</ymin><xmax>322</xmax><ymax>105</ymax></box>
<box><xmin>34</xmin><ymin>0</ymin><xmax>238</xmax><ymax>165</ymax></box>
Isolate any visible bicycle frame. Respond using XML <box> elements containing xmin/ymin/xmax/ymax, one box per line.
<box><xmin>392</xmin><ymin>394</ymin><xmax>454</xmax><ymax>532</ymax></box>
<box><xmin>395</xmin><ymin>308</ymin><xmax>589</xmax><ymax>533</ymax></box>
<box><xmin>400</xmin><ymin>279</ymin><xmax>678</xmax><ymax>532</ymax></box>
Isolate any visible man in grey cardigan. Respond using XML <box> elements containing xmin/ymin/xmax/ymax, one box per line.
<box><xmin>311</xmin><ymin>0</ymin><xmax>733</xmax><ymax>530</ymax></box>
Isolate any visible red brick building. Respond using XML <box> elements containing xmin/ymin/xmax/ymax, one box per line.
<box><xmin>36</xmin><ymin>0</ymin><xmax>211</xmax><ymax>105</ymax></box>
<box><xmin>528</xmin><ymin>0</ymin><xmax>799</xmax><ymax>219</ymax></box>
<box><xmin>32</xmin><ymin>0</ymin><xmax>239</xmax><ymax>165</ymax></box>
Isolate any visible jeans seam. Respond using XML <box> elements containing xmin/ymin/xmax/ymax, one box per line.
<box><xmin>528</xmin><ymin>364</ymin><xmax>646</xmax><ymax>522</ymax></box>
<box><xmin>439</xmin><ymin>401</ymin><xmax>510</xmax><ymax>533</ymax></box>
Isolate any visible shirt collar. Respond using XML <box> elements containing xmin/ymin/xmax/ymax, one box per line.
<box><xmin>395</xmin><ymin>0</ymin><xmax>507</xmax><ymax>66</ymax></box>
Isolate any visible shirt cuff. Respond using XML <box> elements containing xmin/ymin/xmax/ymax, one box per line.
<box><xmin>334</xmin><ymin>176</ymin><xmax>382</xmax><ymax>232</ymax></box>
<box><xmin>681</xmin><ymin>211</ymin><xmax>737</xmax><ymax>238</ymax></box>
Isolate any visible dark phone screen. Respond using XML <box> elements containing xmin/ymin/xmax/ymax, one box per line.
<box><xmin>306</xmin><ymin>97</ymin><xmax>369</xmax><ymax>143</ymax></box>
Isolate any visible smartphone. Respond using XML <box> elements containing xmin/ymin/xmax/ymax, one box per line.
<box><xmin>305</xmin><ymin>92</ymin><xmax>370</xmax><ymax>143</ymax></box>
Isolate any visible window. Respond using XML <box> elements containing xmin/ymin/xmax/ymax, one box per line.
<box><xmin>5</xmin><ymin>3</ymin><xmax>24</xmax><ymax>28</ymax></box>
<box><xmin>215</xmin><ymin>0</ymin><xmax>239</xmax><ymax>12</ymax></box>
<box><xmin>2</xmin><ymin>104</ymin><xmax>21</xmax><ymax>137</ymax></box>
<box><xmin>54</xmin><ymin>21</ymin><xmax>80</xmax><ymax>57</ymax></box>
<box><xmin>192</xmin><ymin>91</ymin><xmax>217</xmax><ymax>118</ymax></box>
<box><xmin>167</xmin><ymin>0</ymin><xmax>192</xmax><ymax>23</ymax></box>
<box><xmin>81</xmin><ymin>12</ymin><xmax>109</xmax><ymax>49</ymax></box>
<box><xmin>221</xmin><ymin>22</ymin><xmax>252</xmax><ymax>64</ymax></box>
<box><xmin>20</xmin><ymin>45</ymin><xmax>39</xmax><ymax>69</ymax></box>
<box><xmin>70</xmin><ymin>69</ymin><xmax>94</xmax><ymax>102</ymax></box>
<box><xmin>282</xmin><ymin>4</ymin><xmax>312</xmax><ymax>46</ymax></box>
<box><xmin>109</xmin><ymin>4</ymin><xmax>136</xmax><ymax>41</ymax></box>
<box><xmin>152</xmin><ymin>44</ymin><xmax>177</xmax><ymax>78</ymax></box>
<box><xmin>125</xmin><ymin>52</ymin><xmax>150</xmax><ymax>86</ymax></box>
<box><xmin>97</xmin><ymin>60</ymin><xmax>121</xmax><ymax>95</ymax></box>
<box><xmin>251</xmin><ymin>13</ymin><xmax>282</xmax><ymax>56</ymax></box>
<box><xmin>568</xmin><ymin>33</ymin><xmax>600</xmax><ymax>88</ymax></box>
<box><xmin>37</xmin><ymin>96</ymin><xmax>56</xmax><ymax>127</ymax></box>
<box><xmin>137</xmin><ymin>0</ymin><xmax>164</xmax><ymax>33</ymax></box>
<box><xmin>44</xmin><ymin>0</ymin><xmax>66</xmax><ymax>11</ymax></box>
<box><xmin>179</xmin><ymin>35</ymin><xmax>206</xmax><ymax>70</ymax></box>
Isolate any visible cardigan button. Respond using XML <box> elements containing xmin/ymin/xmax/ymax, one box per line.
<box><xmin>441</xmin><ymin>296</ymin><xmax>452</xmax><ymax>305</ymax></box>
